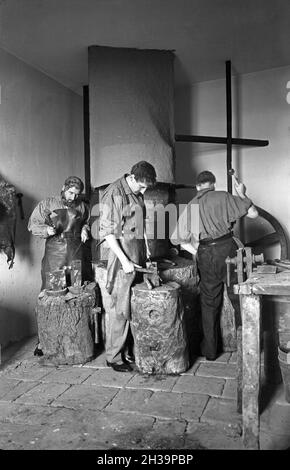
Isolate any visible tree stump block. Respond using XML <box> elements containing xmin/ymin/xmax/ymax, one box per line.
<box><xmin>93</xmin><ymin>258</ymin><xmax>200</xmax><ymax>358</ymax></box>
<box><xmin>158</xmin><ymin>255</ymin><xmax>201</xmax><ymax>358</ymax></box>
<box><xmin>36</xmin><ymin>284</ymin><xmax>96</xmax><ymax>365</ymax></box>
<box><xmin>160</xmin><ymin>256</ymin><xmax>237</xmax><ymax>354</ymax></box>
<box><xmin>159</xmin><ymin>255</ymin><xmax>197</xmax><ymax>291</ymax></box>
<box><xmin>131</xmin><ymin>281</ymin><xmax>189</xmax><ymax>374</ymax></box>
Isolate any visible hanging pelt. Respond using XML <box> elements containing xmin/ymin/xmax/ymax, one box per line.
<box><xmin>0</xmin><ymin>175</ymin><xmax>17</xmax><ymax>268</ymax></box>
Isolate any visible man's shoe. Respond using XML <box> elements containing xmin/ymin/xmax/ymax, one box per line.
<box><xmin>106</xmin><ymin>361</ymin><xmax>132</xmax><ymax>372</ymax></box>
<box><xmin>34</xmin><ymin>346</ymin><xmax>44</xmax><ymax>357</ymax></box>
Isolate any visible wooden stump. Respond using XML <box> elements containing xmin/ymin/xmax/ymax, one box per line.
<box><xmin>131</xmin><ymin>281</ymin><xmax>189</xmax><ymax>374</ymax></box>
<box><xmin>158</xmin><ymin>255</ymin><xmax>198</xmax><ymax>293</ymax></box>
<box><xmin>93</xmin><ymin>257</ymin><xmax>200</xmax><ymax>359</ymax></box>
<box><xmin>159</xmin><ymin>255</ymin><xmax>201</xmax><ymax>358</ymax></box>
<box><xmin>160</xmin><ymin>256</ymin><xmax>238</xmax><ymax>354</ymax></box>
<box><xmin>36</xmin><ymin>284</ymin><xmax>96</xmax><ymax>365</ymax></box>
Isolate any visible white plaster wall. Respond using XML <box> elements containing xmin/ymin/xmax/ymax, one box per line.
<box><xmin>0</xmin><ymin>48</ymin><xmax>84</xmax><ymax>347</ymax></box>
<box><xmin>174</xmin><ymin>65</ymin><xmax>290</xmax><ymax>254</ymax></box>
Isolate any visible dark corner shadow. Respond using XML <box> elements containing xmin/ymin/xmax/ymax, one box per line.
<box><xmin>0</xmin><ymin>309</ymin><xmax>35</xmax><ymax>369</ymax></box>
<box><xmin>183</xmin><ymin>292</ymin><xmax>203</xmax><ymax>368</ymax></box>
<box><xmin>14</xmin><ymin>189</ymin><xmax>39</xmax><ymax>266</ymax></box>
<box><xmin>259</xmin><ymin>380</ymin><xmax>281</xmax><ymax>414</ymax></box>
<box><xmin>259</xmin><ymin>301</ymin><xmax>285</xmax><ymax>413</ymax></box>
<box><xmin>92</xmin><ymin>342</ymin><xmax>105</xmax><ymax>360</ymax></box>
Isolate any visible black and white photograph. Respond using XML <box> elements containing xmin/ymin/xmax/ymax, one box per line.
<box><xmin>0</xmin><ymin>0</ymin><xmax>289</xmax><ymax>457</ymax></box>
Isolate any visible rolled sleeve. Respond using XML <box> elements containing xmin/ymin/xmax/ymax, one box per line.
<box><xmin>27</xmin><ymin>200</ymin><xmax>50</xmax><ymax>238</ymax></box>
<box><xmin>99</xmin><ymin>193</ymin><xmax>123</xmax><ymax>239</ymax></box>
<box><xmin>170</xmin><ymin>203</ymin><xmax>199</xmax><ymax>246</ymax></box>
<box><xmin>227</xmin><ymin>195</ymin><xmax>253</xmax><ymax>223</ymax></box>
<box><xmin>81</xmin><ymin>202</ymin><xmax>91</xmax><ymax>231</ymax></box>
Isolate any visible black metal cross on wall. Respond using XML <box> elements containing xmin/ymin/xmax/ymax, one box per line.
<box><xmin>175</xmin><ymin>60</ymin><xmax>269</xmax><ymax>193</ymax></box>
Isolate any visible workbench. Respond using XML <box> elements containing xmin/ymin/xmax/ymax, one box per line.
<box><xmin>234</xmin><ymin>270</ymin><xmax>290</xmax><ymax>449</ymax></box>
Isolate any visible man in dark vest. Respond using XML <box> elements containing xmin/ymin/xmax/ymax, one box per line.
<box><xmin>171</xmin><ymin>170</ymin><xmax>258</xmax><ymax>361</ymax></box>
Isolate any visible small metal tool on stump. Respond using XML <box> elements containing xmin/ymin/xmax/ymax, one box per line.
<box><xmin>135</xmin><ymin>261</ymin><xmax>161</xmax><ymax>289</ymax></box>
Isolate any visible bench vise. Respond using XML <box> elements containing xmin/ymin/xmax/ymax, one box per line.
<box><xmin>225</xmin><ymin>247</ymin><xmax>264</xmax><ymax>287</ymax></box>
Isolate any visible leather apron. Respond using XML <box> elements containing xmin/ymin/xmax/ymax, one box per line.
<box><xmin>41</xmin><ymin>207</ymin><xmax>84</xmax><ymax>289</ymax></box>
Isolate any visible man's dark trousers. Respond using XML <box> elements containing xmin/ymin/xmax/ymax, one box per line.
<box><xmin>197</xmin><ymin>237</ymin><xmax>238</xmax><ymax>360</ymax></box>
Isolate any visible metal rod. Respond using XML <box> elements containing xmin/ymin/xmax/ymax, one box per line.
<box><xmin>175</xmin><ymin>60</ymin><xmax>269</xmax><ymax>196</ymax></box>
<box><xmin>226</xmin><ymin>60</ymin><xmax>232</xmax><ymax>193</ymax></box>
<box><xmin>175</xmin><ymin>135</ymin><xmax>268</xmax><ymax>146</ymax></box>
<box><xmin>83</xmin><ymin>85</ymin><xmax>91</xmax><ymax>199</ymax></box>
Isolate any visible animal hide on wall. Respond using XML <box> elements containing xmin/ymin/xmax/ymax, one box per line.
<box><xmin>0</xmin><ymin>175</ymin><xmax>17</xmax><ymax>268</ymax></box>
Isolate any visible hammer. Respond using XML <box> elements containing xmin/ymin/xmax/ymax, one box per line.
<box><xmin>135</xmin><ymin>261</ymin><xmax>161</xmax><ymax>289</ymax></box>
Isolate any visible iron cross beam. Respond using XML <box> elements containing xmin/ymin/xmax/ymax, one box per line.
<box><xmin>175</xmin><ymin>61</ymin><xmax>269</xmax><ymax>193</ymax></box>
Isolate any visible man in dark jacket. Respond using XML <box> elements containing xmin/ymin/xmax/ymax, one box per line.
<box><xmin>171</xmin><ymin>170</ymin><xmax>258</xmax><ymax>360</ymax></box>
